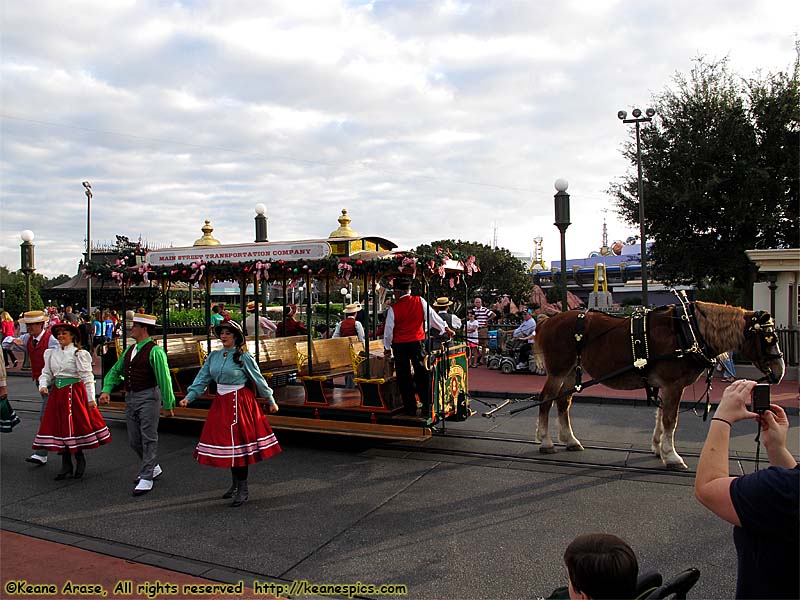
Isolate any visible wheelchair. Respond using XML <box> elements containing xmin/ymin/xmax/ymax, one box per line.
<box><xmin>547</xmin><ymin>567</ymin><xmax>700</xmax><ymax>599</ymax></box>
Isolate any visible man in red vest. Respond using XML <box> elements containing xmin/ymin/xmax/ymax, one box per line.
<box><xmin>383</xmin><ymin>278</ymin><xmax>454</xmax><ymax>416</ymax></box>
<box><xmin>11</xmin><ymin>311</ymin><xmax>60</xmax><ymax>465</ymax></box>
<box><xmin>333</xmin><ymin>303</ymin><xmax>365</xmax><ymax>341</ymax></box>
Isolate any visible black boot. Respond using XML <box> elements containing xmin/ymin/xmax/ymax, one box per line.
<box><xmin>222</xmin><ymin>471</ymin><xmax>238</xmax><ymax>499</ymax></box>
<box><xmin>231</xmin><ymin>480</ymin><xmax>249</xmax><ymax>507</ymax></box>
<box><xmin>73</xmin><ymin>451</ymin><xmax>86</xmax><ymax>479</ymax></box>
<box><xmin>55</xmin><ymin>452</ymin><xmax>73</xmax><ymax>480</ymax></box>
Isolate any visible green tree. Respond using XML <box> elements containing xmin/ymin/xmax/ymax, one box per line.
<box><xmin>5</xmin><ymin>280</ymin><xmax>44</xmax><ymax>317</ymax></box>
<box><xmin>412</xmin><ymin>240</ymin><xmax>533</xmax><ymax>313</ymax></box>
<box><xmin>609</xmin><ymin>56</ymin><xmax>799</xmax><ymax>307</ymax></box>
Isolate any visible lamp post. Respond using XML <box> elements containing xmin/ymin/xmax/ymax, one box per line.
<box><xmin>254</xmin><ymin>203</ymin><xmax>269</xmax><ymax>312</ymax></box>
<box><xmin>254</xmin><ymin>203</ymin><xmax>268</xmax><ymax>242</ymax></box>
<box><xmin>82</xmin><ymin>181</ymin><xmax>92</xmax><ymax>313</ymax></box>
<box><xmin>618</xmin><ymin>107</ymin><xmax>655</xmax><ymax>306</ymax></box>
<box><xmin>553</xmin><ymin>179</ymin><xmax>571</xmax><ymax>312</ymax></box>
<box><xmin>20</xmin><ymin>230</ymin><xmax>35</xmax><ymax>311</ymax></box>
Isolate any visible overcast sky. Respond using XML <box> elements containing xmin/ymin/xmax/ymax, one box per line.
<box><xmin>1</xmin><ymin>0</ymin><xmax>797</xmax><ymax>279</ymax></box>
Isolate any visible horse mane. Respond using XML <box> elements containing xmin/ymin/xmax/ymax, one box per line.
<box><xmin>694</xmin><ymin>301</ymin><xmax>748</xmax><ymax>355</ymax></box>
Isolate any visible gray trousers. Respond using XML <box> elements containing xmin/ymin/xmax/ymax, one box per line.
<box><xmin>32</xmin><ymin>382</ymin><xmax>49</xmax><ymax>458</ymax></box>
<box><xmin>125</xmin><ymin>387</ymin><xmax>162</xmax><ymax>481</ymax></box>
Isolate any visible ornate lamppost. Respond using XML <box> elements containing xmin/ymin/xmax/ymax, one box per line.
<box><xmin>553</xmin><ymin>179</ymin><xmax>571</xmax><ymax>312</ymax></box>
<box><xmin>254</xmin><ymin>203</ymin><xmax>268</xmax><ymax>243</ymax></box>
<box><xmin>618</xmin><ymin>107</ymin><xmax>655</xmax><ymax>306</ymax></box>
<box><xmin>20</xmin><ymin>230</ymin><xmax>35</xmax><ymax>311</ymax></box>
<box><xmin>82</xmin><ymin>181</ymin><xmax>93</xmax><ymax>312</ymax></box>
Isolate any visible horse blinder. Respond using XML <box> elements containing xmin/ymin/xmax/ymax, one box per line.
<box><xmin>745</xmin><ymin>311</ymin><xmax>784</xmax><ymax>381</ymax></box>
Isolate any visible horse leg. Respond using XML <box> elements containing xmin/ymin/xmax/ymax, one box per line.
<box><xmin>651</xmin><ymin>407</ymin><xmax>663</xmax><ymax>457</ymax></box>
<box><xmin>556</xmin><ymin>393</ymin><xmax>584</xmax><ymax>451</ymax></box>
<box><xmin>658</xmin><ymin>390</ymin><xmax>687</xmax><ymax>470</ymax></box>
<box><xmin>537</xmin><ymin>376</ymin><xmax>563</xmax><ymax>454</ymax></box>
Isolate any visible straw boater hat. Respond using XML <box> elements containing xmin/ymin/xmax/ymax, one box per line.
<box><xmin>22</xmin><ymin>310</ymin><xmax>47</xmax><ymax>324</ymax></box>
<box><xmin>246</xmin><ymin>301</ymin><xmax>257</xmax><ymax>312</ymax></box>
<box><xmin>433</xmin><ymin>297</ymin><xmax>453</xmax><ymax>308</ymax></box>
<box><xmin>343</xmin><ymin>303</ymin><xmax>361</xmax><ymax>315</ymax></box>
<box><xmin>132</xmin><ymin>313</ymin><xmax>158</xmax><ymax>327</ymax></box>
<box><xmin>214</xmin><ymin>319</ymin><xmax>245</xmax><ymax>346</ymax></box>
<box><xmin>50</xmin><ymin>321</ymin><xmax>81</xmax><ymax>340</ymax></box>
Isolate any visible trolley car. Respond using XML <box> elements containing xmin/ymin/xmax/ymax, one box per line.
<box><xmin>89</xmin><ymin>211</ymin><xmax>476</xmax><ymax>441</ymax></box>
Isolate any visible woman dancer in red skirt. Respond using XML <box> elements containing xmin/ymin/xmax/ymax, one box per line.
<box><xmin>179</xmin><ymin>319</ymin><xmax>280</xmax><ymax>506</ymax></box>
<box><xmin>34</xmin><ymin>322</ymin><xmax>111</xmax><ymax>479</ymax></box>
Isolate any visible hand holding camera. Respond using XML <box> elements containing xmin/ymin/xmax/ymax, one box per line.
<box><xmin>715</xmin><ymin>379</ymin><xmax>760</xmax><ymax>424</ymax></box>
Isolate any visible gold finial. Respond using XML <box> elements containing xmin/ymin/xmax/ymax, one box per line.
<box><xmin>328</xmin><ymin>209</ymin><xmax>359</xmax><ymax>238</ymax></box>
<box><xmin>193</xmin><ymin>219</ymin><xmax>221</xmax><ymax>246</ymax></box>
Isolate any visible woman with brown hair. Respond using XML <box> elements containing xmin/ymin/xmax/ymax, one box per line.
<box><xmin>33</xmin><ymin>322</ymin><xmax>111</xmax><ymax>480</ymax></box>
<box><xmin>179</xmin><ymin>319</ymin><xmax>281</xmax><ymax>507</ymax></box>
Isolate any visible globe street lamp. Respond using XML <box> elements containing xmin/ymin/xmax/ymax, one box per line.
<box><xmin>254</xmin><ymin>203</ymin><xmax>268</xmax><ymax>243</ymax></box>
<box><xmin>618</xmin><ymin>107</ymin><xmax>655</xmax><ymax>306</ymax></box>
<box><xmin>20</xmin><ymin>230</ymin><xmax>35</xmax><ymax>311</ymax></box>
<box><xmin>553</xmin><ymin>179</ymin><xmax>570</xmax><ymax>312</ymax></box>
<box><xmin>83</xmin><ymin>181</ymin><xmax>93</xmax><ymax>313</ymax></box>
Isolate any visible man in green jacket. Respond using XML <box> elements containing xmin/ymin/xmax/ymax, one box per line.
<box><xmin>99</xmin><ymin>313</ymin><xmax>175</xmax><ymax>496</ymax></box>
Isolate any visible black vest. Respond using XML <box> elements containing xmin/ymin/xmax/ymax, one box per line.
<box><xmin>123</xmin><ymin>340</ymin><xmax>158</xmax><ymax>392</ymax></box>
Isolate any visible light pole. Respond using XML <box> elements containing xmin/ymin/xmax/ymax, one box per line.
<box><xmin>20</xmin><ymin>230</ymin><xmax>35</xmax><ymax>311</ymax></box>
<box><xmin>83</xmin><ymin>181</ymin><xmax>93</xmax><ymax>313</ymax></box>
<box><xmin>254</xmin><ymin>203</ymin><xmax>269</xmax><ymax>312</ymax></box>
<box><xmin>618</xmin><ymin>107</ymin><xmax>655</xmax><ymax>306</ymax></box>
<box><xmin>254</xmin><ymin>203</ymin><xmax>268</xmax><ymax>243</ymax></box>
<box><xmin>553</xmin><ymin>179</ymin><xmax>571</xmax><ymax>312</ymax></box>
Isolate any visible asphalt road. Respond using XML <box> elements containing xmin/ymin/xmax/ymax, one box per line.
<box><xmin>2</xmin><ymin>377</ymin><xmax>798</xmax><ymax>600</ymax></box>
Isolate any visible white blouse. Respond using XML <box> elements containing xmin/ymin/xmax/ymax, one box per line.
<box><xmin>39</xmin><ymin>344</ymin><xmax>96</xmax><ymax>400</ymax></box>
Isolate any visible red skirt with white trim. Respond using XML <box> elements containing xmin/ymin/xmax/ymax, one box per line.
<box><xmin>193</xmin><ymin>387</ymin><xmax>281</xmax><ymax>468</ymax></box>
<box><xmin>33</xmin><ymin>383</ymin><xmax>111</xmax><ymax>453</ymax></box>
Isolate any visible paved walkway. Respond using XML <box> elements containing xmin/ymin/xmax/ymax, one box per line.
<box><xmin>1</xmin><ymin>531</ymin><xmax>279</xmax><ymax>600</ymax></box>
<box><xmin>3</xmin><ymin>356</ymin><xmax>796</xmax><ymax>599</ymax></box>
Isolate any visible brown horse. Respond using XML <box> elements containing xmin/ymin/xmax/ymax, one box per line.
<box><xmin>534</xmin><ymin>302</ymin><xmax>785</xmax><ymax>469</ymax></box>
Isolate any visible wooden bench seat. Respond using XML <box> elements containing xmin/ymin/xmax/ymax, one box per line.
<box><xmin>351</xmin><ymin>343</ymin><xmax>402</xmax><ymax>413</ymax></box>
<box><xmin>296</xmin><ymin>336</ymin><xmax>361</xmax><ymax>405</ymax></box>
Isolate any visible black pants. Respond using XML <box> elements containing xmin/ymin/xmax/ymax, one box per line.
<box><xmin>519</xmin><ymin>342</ymin><xmax>532</xmax><ymax>364</ymax></box>
<box><xmin>392</xmin><ymin>340</ymin><xmax>429</xmax><ymax>414</ymax></box>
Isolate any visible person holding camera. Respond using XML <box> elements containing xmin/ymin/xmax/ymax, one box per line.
<box><xmin>694</xmin><ymin>379</ymin><xmax>799</xmax><ymax>599</ymax></box>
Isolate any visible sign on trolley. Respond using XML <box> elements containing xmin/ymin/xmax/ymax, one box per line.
<box><xmin>145</xmin><ymin>241</ymin><xmax>332</xmax><ymax>267</ymax></box>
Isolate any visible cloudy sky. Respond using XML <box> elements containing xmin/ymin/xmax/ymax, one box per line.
<box><xmin>1</xmin><ymin>0</ymin><xmax>797</xmax><ymax>278</ymax></box>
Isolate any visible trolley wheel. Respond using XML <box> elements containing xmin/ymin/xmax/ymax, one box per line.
<box><xmin>500</xmin><ymin>361</ymin><xmax>514</xmax><ymax>374</ymax></box>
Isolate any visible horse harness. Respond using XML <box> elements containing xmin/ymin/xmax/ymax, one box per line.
<box><xmin>571</xmin><ymin>291</ymin><xmax>716</xmax><ymax>404</ymax></box>
<box><xmin>510</xmin><ymin>292</ymin><xmax>783</xmax><ymax>417</ymax></box>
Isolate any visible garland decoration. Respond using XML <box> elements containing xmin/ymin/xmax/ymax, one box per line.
<box><xmin>83</xmin><ymin>248</ymin><xmax>479</xmax><ymax>288</ymax></box>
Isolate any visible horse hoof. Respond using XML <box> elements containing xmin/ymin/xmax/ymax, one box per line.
<box><xmin>539</xmin><ymin>446</ymin><xmax>557</xmax><ymax>455</ymax></box>
<box><xmin>565</xmin><ymin>444</ymin><xmax>584</xmax><ymax>452</ymax></box>
<box><xmin>665</xmin><ymin>462</ymin><xmax>688</xmax><ymax>471</ymax></box>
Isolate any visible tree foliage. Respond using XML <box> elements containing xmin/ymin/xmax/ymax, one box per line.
<box><xmin>4</xmin><ymin>280</ymin><xmax>44</xmax><ymax>317</ymax></box>
<box><xmin>609</xmin><ymin>55</ymin><xmax>799</xmax><ymax>304</ymax></box>
<box><xmin>413</xmin><ymin>240</ymin><xmax>533</xmax><ymax>311</ymax></box>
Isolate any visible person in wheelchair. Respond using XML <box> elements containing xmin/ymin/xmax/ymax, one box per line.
<box><xmin>548</xmin><ymin>533</ymin><xmax>699</xmax><ymax>600</ymax></box>
<box><xmin>511</xmin><ymin>309</ymin><xmax>536</xmax><ymax>370</ymax></box>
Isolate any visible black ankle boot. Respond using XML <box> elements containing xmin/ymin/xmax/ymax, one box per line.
<box><xmin>73</xmin><ymin>451</ymin><xmax>86</xmax><ymax>479</ymax></box>
<box><xmin>230</xmin><ymin>480</ymin><xmax>248</xmax><ymax>507</ymax></box>
<box><xmin>222</xmin><ymin>472</ymin><xmax>238</xmax><ymax>499</ymax></box>
<box><xmin>55</xmin><ymin>452</ymin><xmax>73</xmax><ymax>480</ymax></box>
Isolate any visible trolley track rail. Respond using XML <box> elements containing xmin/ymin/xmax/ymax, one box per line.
<box><xmin>12</xmin><ymin>404</ymin><xmax>758</xmax><ymax>478</ymax></box>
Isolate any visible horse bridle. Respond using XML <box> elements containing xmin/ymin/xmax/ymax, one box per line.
<box><xmin>745</xmin><ymin>311</ymin><xmax>784</xmax><ymax>383</ymax></box>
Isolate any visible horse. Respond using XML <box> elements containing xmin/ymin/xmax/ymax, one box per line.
<box><xmin>534</xmin><ymin>301</ymin><xmax>785</xmax><ymax>469</ymax></box>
